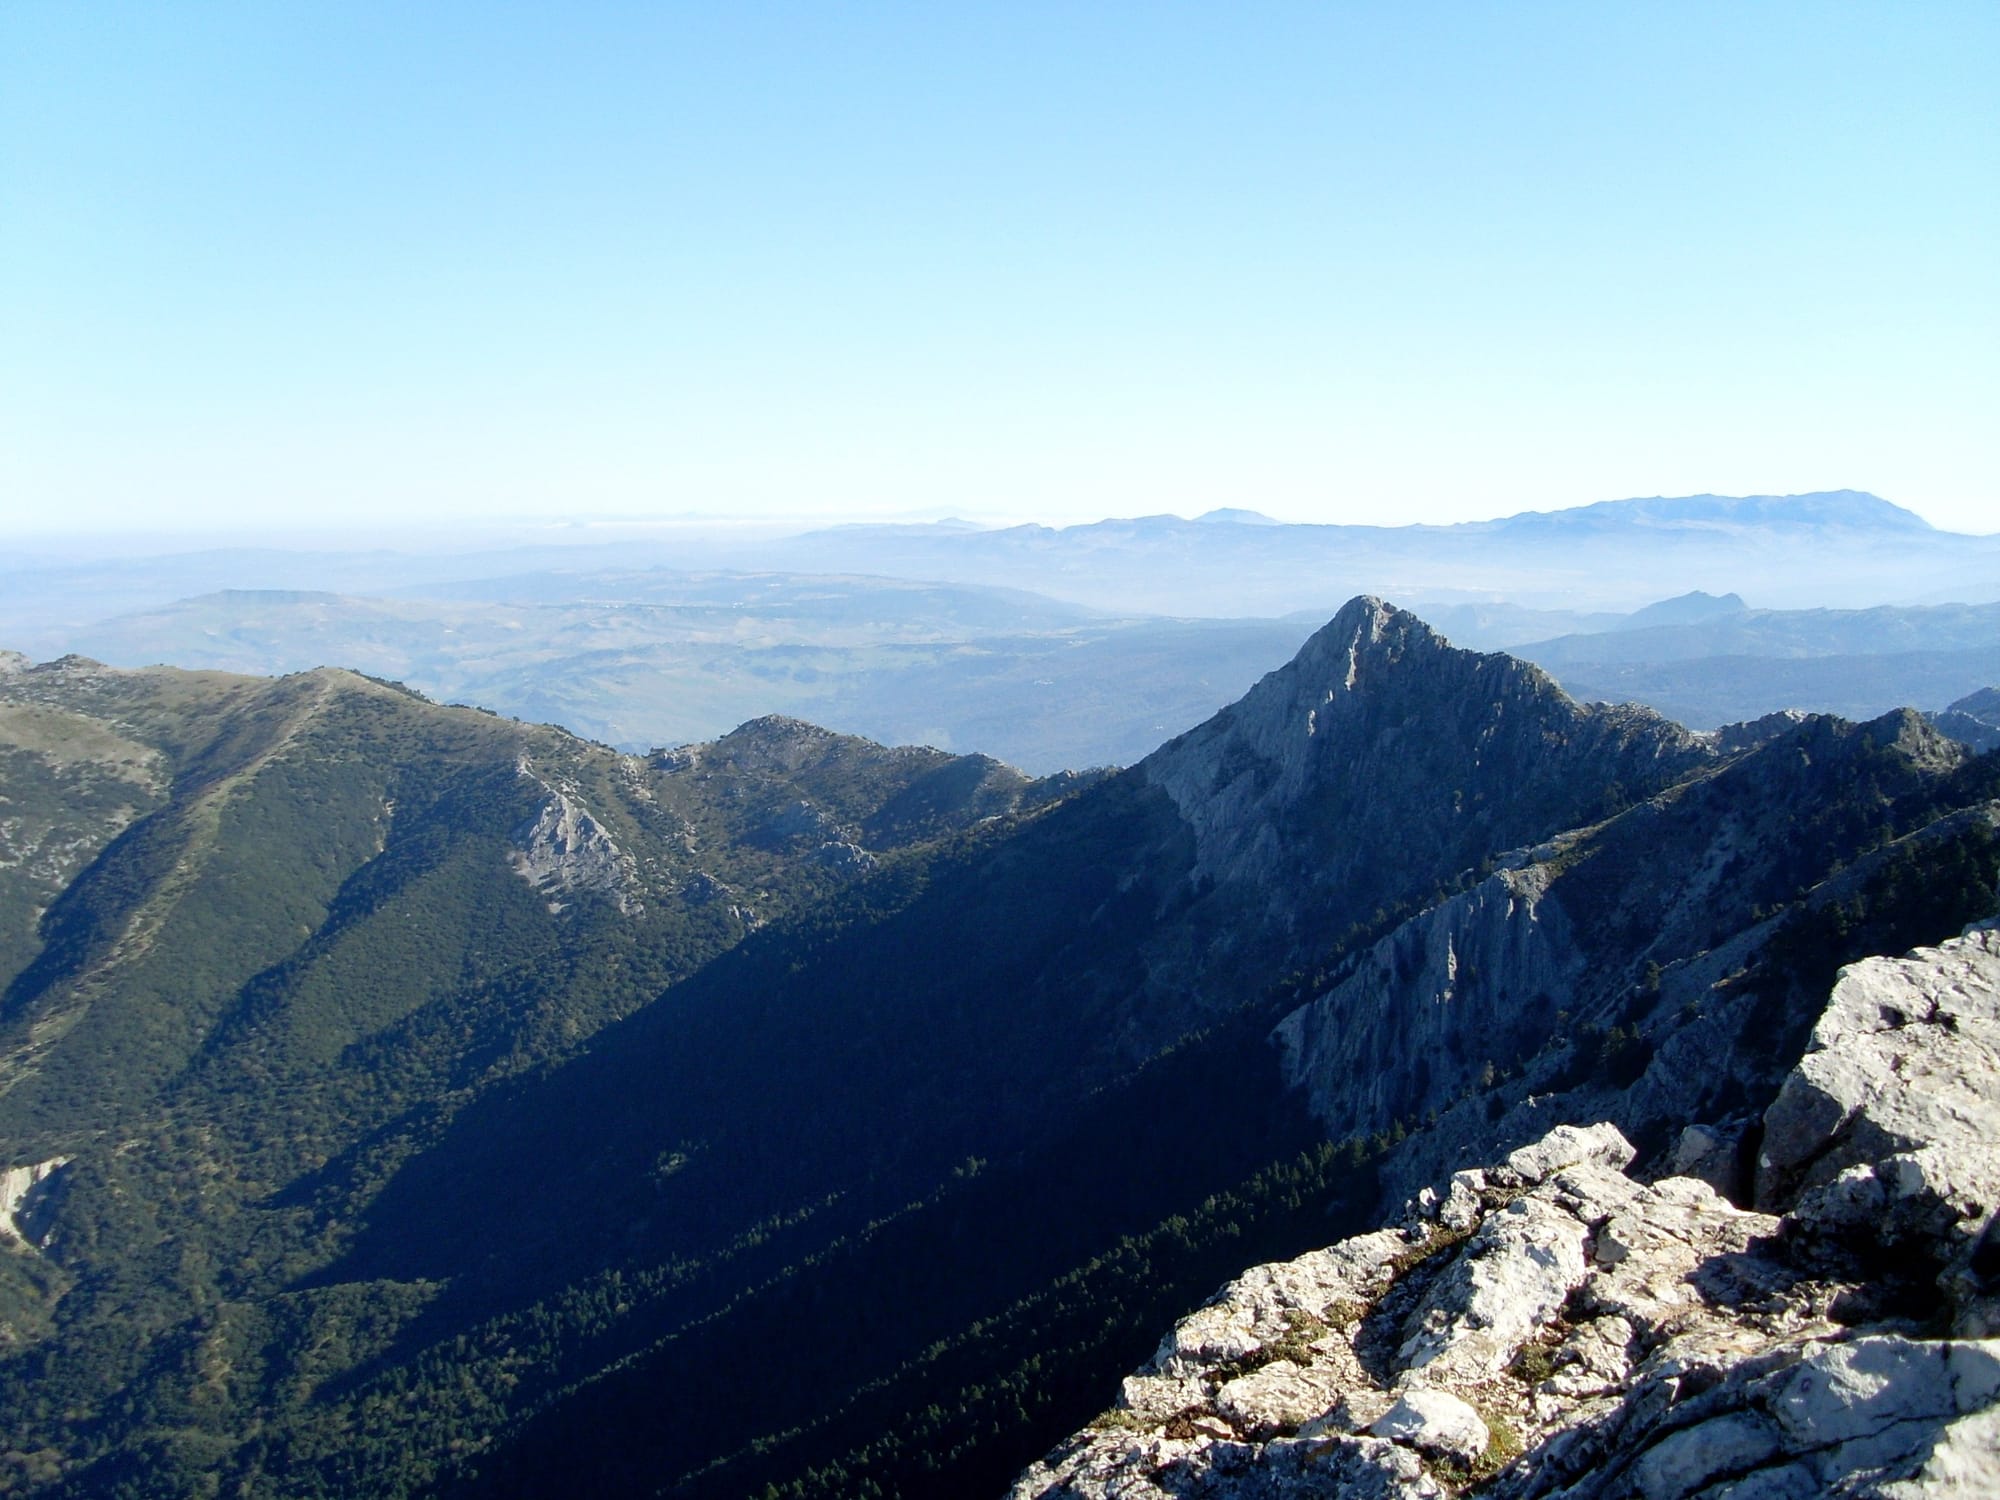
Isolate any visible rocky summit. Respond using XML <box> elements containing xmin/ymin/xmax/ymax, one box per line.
<box><xmin>1010</xmin><ymin>928</ymin><xmax>2000</xmax><ymax>1499</ymax></box>
<box><xmin>1141</xmin><ymin>596</ymin><xmax>1709</xmax><ymax>912</ymax></box>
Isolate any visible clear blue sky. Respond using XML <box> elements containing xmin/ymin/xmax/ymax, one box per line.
<box><xmin>2</xmin><ymin>3</ymin><xmax>1994</xmax><ymax>535</ymax></box>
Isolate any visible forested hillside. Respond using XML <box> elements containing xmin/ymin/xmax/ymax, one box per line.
<box><xmin>0</xmin><ymin>605</ymin><xmax>1994</xmax><ymax>1499</ymax></box>
<box><xmin>0</xmin><ymin>657</ymin><xmax>1077</xmax><ymax>1495</ymax></box>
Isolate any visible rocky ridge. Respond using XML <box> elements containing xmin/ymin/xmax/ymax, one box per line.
<box><xmin>1271</xmin><ymin>704</ymin><xmax>1983</xmax><ymax>1158</ymax></box>
<box><xmin>1105</xmin><ymin>597</ymin><xmax>1713</xmax><ymax>1049</ymax></box>
<box><xmin>1010</xmin><ymin>928</ymin><xmax>2000</xmax><ymax>1499</ymax></box>
<box><xmin>1141</xmin><ymin>597</ymin><xmax>1710</xmax><ymax>909</ymax></box>
<box><xmin>1932</xmin><ymin>688</ymin><xmax>2000</xmax><ymax>756</ymax></box>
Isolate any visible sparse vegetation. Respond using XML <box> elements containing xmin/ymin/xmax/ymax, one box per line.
<box><xmin>1427</xmin><ymin>1404</ymin><xmax>1527</xmax><ymax>1489</ymax></box>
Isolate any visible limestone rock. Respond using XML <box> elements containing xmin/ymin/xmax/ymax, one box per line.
<box><xmin>1279</xmin><ymin>717</ymin><xmax>1994</xmax><ymax>1221</ymax></box>
<box><xmin>1370</xmin><ymin>1387</ymin><xmax>1489</xmax><ymax>1462</ymax></box>
<box><xmin>1668</xmin><ymin>1118</ymin><xmax>1754</xmax><ymax>1203</ymax></box>
<box><xmin>1215</xmin><ymin>1362</ymin><xmax>1345</xmax><ymax>1436</ymax></box>
<box><xmin>1134</xmin><ymin>597</ymin><xmax>1707</xmax><ymax>1058</ymax></box>
<box><xmin>1150</xmin><ymin>1228</ymin><xmax>1408</xmax><ymax>1380</ymax></box>
<box><xmin>810</xmin><ymin>839</ymin><xmax>877</xmax><ymax>874</ymax></box>
<box><xmin>1437</xmin><ymin>1171</ymin><xmax>1484</xmax><ymax>1233</ymax></box>
<box><xmin>1931</xmin><ymin>687</ymin><xmax>2000</xmax><ymax>755</ymax></box>
<box><xmin>1931</xmin><ymin>710</ymin><xmax>2000</xmax><ymax>755</ymax></box>
<box><xmin>1757</xmin><ymin>928</ymin><xmax>2000</xmax><ymax>1332</ymax></box>
<box><xmin>509</xmin><ymin>765</ymin><xmax>641</xmax><ymax>914</ymax></box>
<box><xmin>1501</xmin><ymin>1122</ymin><xmax>1636</xmax><ymax>1187</ymax></box>
<box><xmin>1008</xmin><ymin>1430</ymin><xmax>1444</xmax><ymax>1500</ymax></box>
<box><xmin>1013</xmin><ymin>928</ymin><xmax>2000</xmax><ymax>1500</ymax></box>
<box><xmin>1758</xmin><ymin>930</ymin><xmax>2000</xmax><ymax>1206</ymax></box>
<box><xmin>1398</xmin><ymin>1191</ymin><xmax>1592</xmax><ymax>1381</ymax></box>
<box><xmin>1272</xmin><ymin>867</ymin><xmax>1588</xmax><ymax>1143</ymax></box>
<box><xmin>1944</xmin><ymin>686</ymin><xmax>2000</xmax><ymax>726</ymax></box>
<box><xmin>680</xmin><ymin>870</ymin><xmax>732</xmax><ymax>904</ymax></box>
<box><xmin>760</xmin><ymin>798</ymin><xmax>842</xmax><ymax>847</ymax></box>
<box><xmin>1713</xmin><ymin>709</ymin><xmax>1815</xmax><ymax>755</ymax></box>
<box><xmin>1013</xmin><ymin>1097</ymin><xmax>1999</xmax><ymax>1497</ymax></box>
<box><xmin>1143</xmin><ymin>598</ymin><xmax>1705</xmax><ymax>897</ymax></box>
<box><xmin>1495</xmin><ymin>1335</ymin><xmax>2000</xmax><ymax>1500</ymax></box>
<box><xmin>0</xmin><ymin>1157</ymin><xmax>69</xmax><ymax>1250</ymax></box>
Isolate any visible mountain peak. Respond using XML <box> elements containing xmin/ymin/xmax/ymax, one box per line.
<box><xmin>1623</xmin><ymin>589</ymin><xmax>1749</xmax><ymax>628</ymax></box>
<box><xmin>1501</xmin><ymin>490</ymin><xmax>1933</xmax><ymax>534</ymax></box>
<box><xmin>1193</xmin><ymin>507</ymin><xmax>1283</xmax><ymax>526</ymax></box>
<box><xmin>30</xmin><ymin>653</ymin><xmax>113</xmax><ymax>675</ymax></box>
<box><xmin>1293</xmin><ymin>593</ymin><xmax>1436</xmax><ymax>673</ymax></box>
<box><xmin>1141</xmin><ymin>596</ymin><xmax>1709</xmax><ymax>913</ymax></box>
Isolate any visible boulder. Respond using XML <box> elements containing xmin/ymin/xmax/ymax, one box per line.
<box><xmin>1370</xmin><ymin>1387</ymin><xmax>1489</xmax><ymax>1463</ymax></box>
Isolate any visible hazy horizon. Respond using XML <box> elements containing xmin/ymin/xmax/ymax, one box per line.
<box><xmin>4</xmin><ymin>5</ymin><xmax>1994</xmax><ymax>538</ymax></box>
<box><xmin>5</xmin><ymin>487</ymin><xmax>1996</xmax><ymax>562</ymax></box>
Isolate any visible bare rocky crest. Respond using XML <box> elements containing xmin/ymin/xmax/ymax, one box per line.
<box><xmin>1011</xmin><ymin>930</ymin><xmax>2000</xmax><ymax>1499</ymax></box>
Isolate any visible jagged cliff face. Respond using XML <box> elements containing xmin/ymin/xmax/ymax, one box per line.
<box><xmin>1101</xmin><ymin>598</ymin><xmax>1713</xmax><ymax>1048</ymax></box>
<box><xmin>1272</xmin><ymin>705</ymin><xmax>1984</xmax><ymax>1153</ymax></box>
<box><xmin>1013</xmin><ymin>930</ymin><xmax>2000</xmax><ymax>1500</ymax></box>
<box><xmin>1272</xmin><ymin>863</ymin><xmax>1585</xmax><ymax>1140</ymax></box>
<box><xmin>1142</xmin><ymin>597</ymin><xmax>1710</xmax><ymax>930</ymax></box>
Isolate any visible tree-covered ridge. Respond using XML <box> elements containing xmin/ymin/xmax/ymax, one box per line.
<box><xmin>0</xmin><ymin>657</ymin><xmax>1081</xmax><ymax>1495</ymax></box>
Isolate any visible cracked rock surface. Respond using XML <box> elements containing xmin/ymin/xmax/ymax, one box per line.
<box><xmin>1756</xmin><ymin>928</ymin><xmax>2000</xmax><ymax>1338</ymax></box>
<box><xmin>1007</xmin><ymin>932</ymin><xmax>2000</xmax><ymax>1499</ymax></box>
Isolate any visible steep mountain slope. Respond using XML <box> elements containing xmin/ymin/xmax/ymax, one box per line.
<box><xmin>428</xmin><ymin>608</ymin><xmax>1994</xmax><ymax>1500</ymax></box>
<box><xmin>1273</xmin><ymin>707</ymin><xmax>1976</xmax><ymax>1148</ymax></box>
<box><xmin>2</xmin><ymin>599</ymin><xmax>1995</xmax><ymax>1500</ymax></box>
<box><xmin>1142</xmin><ymin>598</ymin><xmax>1705</xmax><ymax>934</ymax></box>
<box><xmin>680</xmin><ymin>715</ymin><xmax>1998</xmax><ymax>1500</ymax></box>
<box><xmin>0</xmin><ymin>659</ymin><xmax>1075</xmax><ymax>1493</ymax></box>
<box><xmin>363</xmin><ymin>600</ymin><xmax>1709</xmax><ymax>1290</ymax></box>
<box><xmin>1935</xmin><ymin>686</ymin><xmax>2000</xmax><ymax>753</ymax></box>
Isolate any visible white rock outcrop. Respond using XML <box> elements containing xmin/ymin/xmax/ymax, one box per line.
<box><xmin>1010</xmin><ymin>932</ymin><xmax>2000</xmax><ymax>1499</ymax></box>
<box><xmin>1758</xmin><ymin>928</ymin><xmax>2000</xmax><ymax>1335</ymax></box>
<box><xmin>0</xmin><ymin>1157</ymin><xmax>70</xmax><ymax>1250</ymax></box>
<box><xmin>1370</xmin><ymin>1388</ymin><xmax>1489</xmax><ymax>1463</ymax></box>
<box><xmin>509</xmin><ymin>765</ymin><xmax>640</xmax><ymax>915</ymax></box>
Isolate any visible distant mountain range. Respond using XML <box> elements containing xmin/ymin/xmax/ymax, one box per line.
<box><xmin>5</xmin><ymin>492</ymin><xmax>1995</xmax><ymax>653</ymax></box>
<box><xmin>44</xmin><ymin>574</ymin><xmax>1316</xmax><ymax>772</ymax></box>
<box><xmin>20</xmin><ymin>581</ymin><xmax>1993</xmax><ymax>771</ymax></box>
<box><xmin>2</xmin><ymin>492</ymin><xmax>1995</xmax><ymax>772</ymax></box>
<box><xmin>1517</xmin><ymin>597</ymin><xmax>2000</xmax><ymax>665</ymax></box>
<box><xmin>1507</xmin><ymin>598</ymin><xmax>2000</xmax><ymax>729</ymax></box>
<box><xmin>751</xmin><ymin>490</ymin><xmax>1999</xmax><ymax>615</ymax></box>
